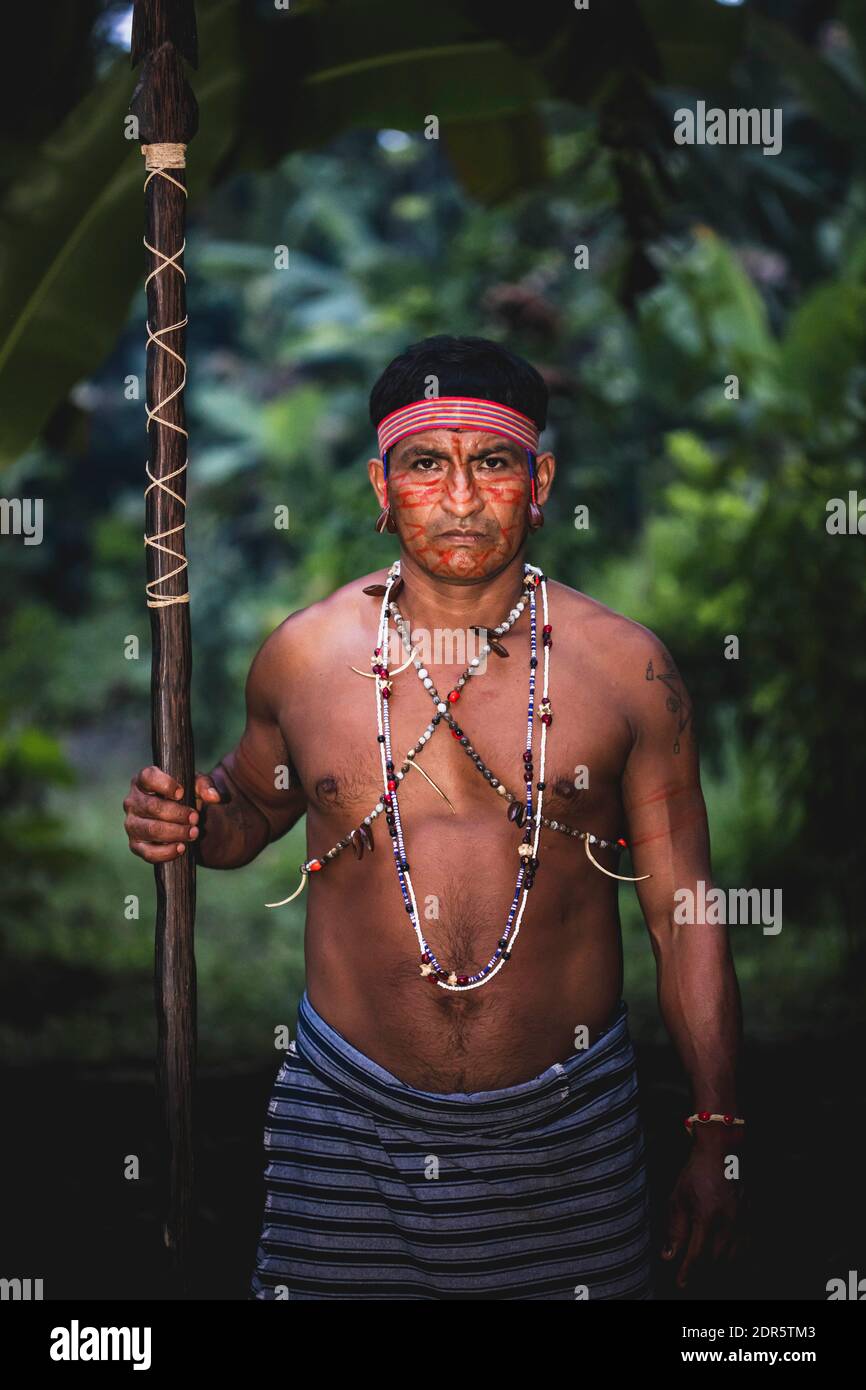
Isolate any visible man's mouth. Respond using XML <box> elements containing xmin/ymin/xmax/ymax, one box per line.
<box><xmin>437</xmin><ymin>530</ymin><xmax>487</xmax><ymax>543</ymax></box>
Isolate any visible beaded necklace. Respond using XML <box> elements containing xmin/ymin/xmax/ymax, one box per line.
<box><xmin>373</xmin><ymin>560</ymin><xmax>549</xmax><ymax>990</ymax></box>
<box><xmin>265</xmin><ymin>561</ymin><xmax>651</xmax><ymax>976</ymax></box>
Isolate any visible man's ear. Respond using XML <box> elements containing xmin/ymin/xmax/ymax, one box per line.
<box><xmin>534</xmin><ymin>451</ymin><xmax>555</xmax><ymax>506</ymax></box>
<box><xmin>367</xmin><ymin>456</ymin><xmax>386</xmax><ymax>508</ymax></box>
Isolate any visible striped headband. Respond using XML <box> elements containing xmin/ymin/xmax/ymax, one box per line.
<box><xmin>376</xmin><ymin>396</ymin><xmax>540</xmax><ymax>456</ymax></box>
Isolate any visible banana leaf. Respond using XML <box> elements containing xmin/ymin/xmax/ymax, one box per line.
<box><xmin>0</xmin><ymin>0</ymin><xmax>546</xmax><ymax>467</ymax></box>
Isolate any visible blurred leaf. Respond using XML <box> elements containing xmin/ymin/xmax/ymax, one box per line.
<box><xmin>0</xmin><ymin>0</ymin><xmax>105</xmax><ymax>194</ymax></box>
<box><xmin>444</xmin><ymin>110</ymin><xmax>548</xmax><ymax>204</ymax></box>
<box><xmin>193</xmin><ymin>443</ymin><xmax>260</xmax><ymax>485</ymax></box>
<box><xmin>0</xmin><ymin>725</ymin><xmax>76</xmax><ymax>785</ymax></box>
<box><xmin>0</xmin><ymin>0</ymin><xmax>243</xmax><ymax>467</ymax></box>
<box><xmin>840</xmin><ymin>0</ymin><xmax>866</xmax><ymax>81</ymax></box>
<box><xmin>780</xmin><ymin>281</ymin><xmax>866</xmax><ymax>415</ymax></box>
<box><xmin>637</xmin><ymin>0</ymin><xmax>745</xmax><ymax>86</ymax></box>
<box><xmin>0</xmin><ymin>0</ymin><xmax>547</xmax><ymax>467</ymax></box>
<box><xmin>750</xmin><ymin>12</ymin><xmax>866</xmax><ymax>144</ymax></box>
<box><xmin>261</xmin><ymin>386</ymin><xmax>327</xmax><ymax>466</ymax></box>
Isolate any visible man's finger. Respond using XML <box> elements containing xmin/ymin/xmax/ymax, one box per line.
<box><xmin>677</xmin><ymin>1220</ymin><xmax>709</xmax><ymax>1288</ymax></box>
<box><xmin>194</xmin><ymin>772</ymin><xmax>223</xmax><ymax>802</ymax></box>
<box><xmin>711</xmin><ymin>1220</ymin><xmax>732</xmax><ymax>1262</ymax></box>
<box><xmin>125</xmin><ymin>791</ymin><xmax>197</xmax><ymax>826</ymax></box>
<box><xmin>661</xmin><ymin>1198</ymin><xmax>690</xmax><ymax>1260</ymax></box>
<box><xmin>129</xmin><ymin>838</ymin><xmax>188</xmax><ymax>862</ymax></box>
<box><xmin>137</xmin><ymin>765</ymin><xmax>184</xmax><ymax>800</ymax></box>
<box><xmin>727</xmin><ymin>1227</ymin><xmax>749</xmax><ymax>1264</ymax></box>
<box><xmin>126</xmin><ymin>814</ymin><xmax>199</xmax><ymax>845</ymax></box>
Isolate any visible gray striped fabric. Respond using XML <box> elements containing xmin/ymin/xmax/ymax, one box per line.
<box><xmin>249</xmin><ymin>990</ymin><xmax>653</xmax><ymax>1300</ymax></box>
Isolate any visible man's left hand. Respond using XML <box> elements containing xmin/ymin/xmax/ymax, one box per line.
<box><xmin>661</xmin><ymin>1131</ymin><xmax>747</xmax><ymax>1289</ymax></box>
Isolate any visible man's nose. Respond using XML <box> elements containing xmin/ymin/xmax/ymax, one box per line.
<box><xmin>441</xmin><ymin>466</ymin><xmax>483</xmax><ymax>516</ymax></box>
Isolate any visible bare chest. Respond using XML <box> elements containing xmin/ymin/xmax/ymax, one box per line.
<box><xmin>278</xmin><ymin>629</ymin><xmax>633</xmax><ymax>832</ymax></box>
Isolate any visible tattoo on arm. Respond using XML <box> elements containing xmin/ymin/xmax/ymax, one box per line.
<box><xmin>645</xmin><ymin>657</ymin><xmax>693</xmax><ymax>754</ymax></box>
<box><xmin>221</xmin><ymin>789</ymin><xmax>254</xmax><ymax>838</ymax></box>
<box><xmin>199</xmin><ymin>760</ymin><xmax>270</xmax><ymax>865</ymax></box>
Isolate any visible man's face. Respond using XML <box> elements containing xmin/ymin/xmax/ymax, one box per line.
<box><xmin>368</xmin><ymin>428</ymin><xmax>554</xmax><ymax>580</ymax></box>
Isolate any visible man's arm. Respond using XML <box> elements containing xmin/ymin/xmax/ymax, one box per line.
<box><xmin>621</xmin><ymin>632</ymin><xmax>744</xmax><ymax>1284</ymax></box>
<box><xmin>197</xmin><ymin>623</ymin><xmax>307</xmax><ymax>869</ymax></box>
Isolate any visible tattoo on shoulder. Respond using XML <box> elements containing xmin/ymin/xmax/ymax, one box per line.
<box><xmin>645</xmin><ymin>656</ymin><xmax>693</xmax><ymax>755</ymax></box>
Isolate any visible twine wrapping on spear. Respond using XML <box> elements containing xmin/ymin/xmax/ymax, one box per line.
<box><xmin>131</xmin><ymin>0</ymin><xmax>199</xmax><ymax>1294</ymax></box>
<box><xmin>142</xmin><ymin>142</ymin><xmax>190</xmax><ymax>610</ymax></box>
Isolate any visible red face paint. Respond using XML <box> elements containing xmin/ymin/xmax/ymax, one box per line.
<box><xmin>387</xmin><ymin>430</ymin><xmax>532</xmax><ymax>579</ymax></box>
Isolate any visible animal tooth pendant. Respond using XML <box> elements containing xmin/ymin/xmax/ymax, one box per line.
<box><xmin>583</xmin><ymin>834</ymin><xmax>651</xmax><ymax>882</ymax></box>
<box><xmin>265</xmin><ymin>559</ymin><xmax>652</xmax><ymax>937</ymax></box>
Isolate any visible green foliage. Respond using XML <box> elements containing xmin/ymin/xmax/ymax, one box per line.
<box><xmin>2</xmin><ymin>2</ymin><xmax>866</xmax><ymax>1060</ymax></box>
<box><xmin>0</xmin><ymin>717</ymin><xmax>87</xmax><ymax>924</ymax></box>
<box><xmin>0</xmin><ymin>0</ymin><xmax>243</xmax><ymax>465</ymax></box>
<box><xmin>0</xmin><ymin>0</ymin><xmax>751</xmax><ymax>465</ymax></box>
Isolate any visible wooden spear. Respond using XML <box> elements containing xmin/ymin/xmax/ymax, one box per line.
<box><xmin>130</xmin><ymin>0</ymin><xmax>199</xmax><ymax>1290</ymax></box>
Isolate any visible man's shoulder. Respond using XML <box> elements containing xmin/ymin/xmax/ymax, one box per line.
<box><xmin>257</xmin><ymin>570</ymin><xmax>676</xmax><ymax>673</ymax></box>
<box><xmin>547</xmin><ymin>579</ymin><xmax>673</xmax><ymax>668</ymax></box>
<box><xmin>257</xmin><ymin>567</ymin><xmax>392</xmax><ymax>659</ymax></box>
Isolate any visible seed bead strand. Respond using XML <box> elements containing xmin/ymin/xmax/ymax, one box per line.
<box><xmin>388</xmin><ymin>583</ymin><xmax>529</xmax><ymax>711</ymax></box>
<box><xmin>279</xmin><ymin>560</ymin><xmax>629</xmax><ymax>912</ymax></box>
<box><xmin>503</xmin><ymin>569</ymin><xmax>552</xmax><ymax>963</ymax></box>
<box><xmin>433</xmin><ymin>578</ymin><xmax>545</xmax><ymax>991</ymax></box>
<box><xmin>377</xmin><ymin>562</ymin><xmax>550</xmax><ymax>991</ymax></box>
<box><xmin>375</xmin><ymin>570</ymin><xmax>427</xmax><ymax>957</ymax></box>
<box><xmin>293</xmin><ymin>731</ymin><xmax>625</xmax><ymax>885</ymax></box>
<box><xmin>424</xmin><ymin>580</ymin><xmax>540</xmax><ymax>990</ymax></box>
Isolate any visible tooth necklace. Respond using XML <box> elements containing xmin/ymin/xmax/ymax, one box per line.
<box><xmin>370</xmin><ymin>560</ymin><xmax>550</xmax><ymax>991</ymax></box>
<box><xmin>265</xmin><ymin>561</ymin><xmax>650</xmax><ymax>982</ymax></box>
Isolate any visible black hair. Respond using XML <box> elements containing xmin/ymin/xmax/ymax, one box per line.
<box><xmin>369</xmin><ymin>335</ymin><xmax>548</xmax><ymax>432</ymax></box>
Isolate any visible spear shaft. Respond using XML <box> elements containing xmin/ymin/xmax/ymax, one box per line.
<box><xmin>130</xmin><ymin>0</ymin><xmax>199</xmax><ymax>1290</ymax></box>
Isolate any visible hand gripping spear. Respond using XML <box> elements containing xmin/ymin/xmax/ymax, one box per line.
<box><xmin>130</xmin><ymin>0</ymin><xmax>199</xmax><ymax>1290</ymax></box>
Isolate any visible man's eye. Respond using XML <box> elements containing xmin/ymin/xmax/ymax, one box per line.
<box><xmin>479</xmin><ymin>456</ymin><xmax>508</xmax><ymax>469</ymax></box>
<box><xmin>410</xmin><ymin>457</ymin><xmax>440</xmax><ymax>470</ymax></box>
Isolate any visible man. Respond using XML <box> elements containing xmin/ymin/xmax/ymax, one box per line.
<box><xmin>123</xmin><ymin>335</ymin><xmax>745</xmax><ymax>1300</ymax></box>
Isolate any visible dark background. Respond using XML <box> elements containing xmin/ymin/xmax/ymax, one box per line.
<box><xmin>0</xmin><ymin>0</ymin><xmax>864</xmax><ymax>1299</ymax></box>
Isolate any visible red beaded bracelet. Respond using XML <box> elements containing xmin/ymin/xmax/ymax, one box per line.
<box><xmin>684</xmin><ymin>1111</ymin><xmax>745</xmax><ymax>1136</ymax></box>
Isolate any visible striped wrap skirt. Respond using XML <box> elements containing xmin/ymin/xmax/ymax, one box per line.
<box><xmin>249</xmin><ymin>990</ymin><xmax>653</xmax><ymax>1300</ymax></box>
